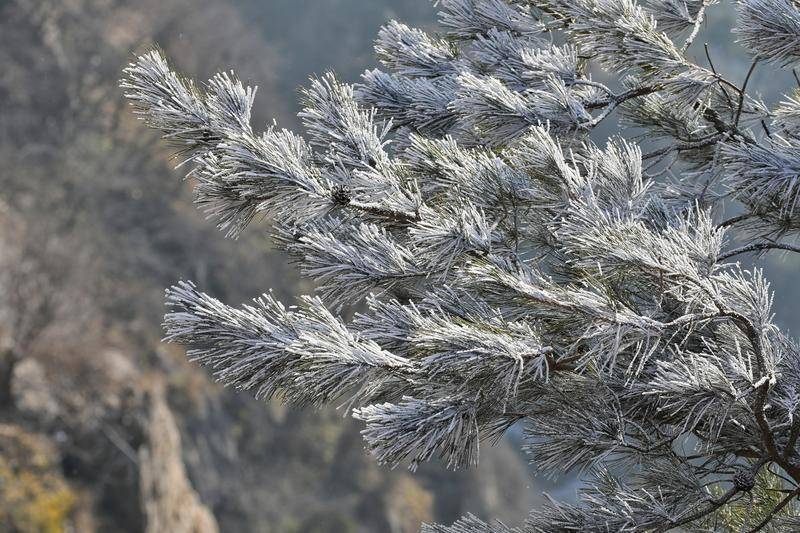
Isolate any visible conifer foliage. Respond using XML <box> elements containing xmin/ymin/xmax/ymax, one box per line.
<box><xmin>124</xmin><ymin>1</ymin><xmax>800</xmax><ymax>530</ymax></box>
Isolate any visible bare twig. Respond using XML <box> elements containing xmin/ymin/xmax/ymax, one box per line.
<box><xmin>735</xmin><ymin>60</ymin><xmax>759</xmax><ymax>128</ymax></box>
<box><xmin>705</xmin><ymin>43</ymin><xmax>735</xmax><ymax>110</ymax></box>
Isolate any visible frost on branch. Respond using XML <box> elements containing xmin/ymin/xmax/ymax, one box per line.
<box><xmin>735</xmin><ymin>0</ymin><xmax>800</xmax><ymax>65</ymax></box>
<box><xmin>164</xmin><ymin>281</ymin><xmax>412</xmax><ymax>406</ymax></box>
<box><xmin>124</xmin><ymin>0</ymin><xmax>800</xmax><ymax>529</ymax></box>
<box><xmin>354</xmin><ymin>396</ymin><xmax>480</xmax><ymax>471</ymax></box>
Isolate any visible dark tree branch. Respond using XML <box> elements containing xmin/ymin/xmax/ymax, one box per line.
<box><xmin>735</xmin><ymin>60</ymin><xmax>759</xmax><ymax>128</ymax></box>
<box><xmin>717</xmin><ymin>213</ymin><xmax>754</xmax><ymax>229</ymax></box>
<box><xmin>656</xmin><ymin>486</ymin><xmax>740</xmax><ymax>533</ymax></box>
<box><xmin>718</xmin><ymin>242</ymin><xmax>800</xmax><ymax>262</ymax></box>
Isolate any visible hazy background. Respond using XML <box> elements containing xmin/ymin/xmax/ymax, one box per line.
<box><xmin>0</xmin><ymin>1</ymin><xmax>797</xmax><ymax>532</ymax></box>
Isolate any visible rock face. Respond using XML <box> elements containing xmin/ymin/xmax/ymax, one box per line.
<box><xmin>139</xmin><ymin>385</ymin><xmax>219</xmax><ymax>533</ymax></box>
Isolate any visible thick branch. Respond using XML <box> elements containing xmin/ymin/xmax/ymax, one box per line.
<box><xmin>347</xmin><ymin>200</ymin><xmax>421</xmax><ymax>224</ymax></box>
<box><xmin>584</xmin><ymin>84</ymin><xmax>661</xmax><ymax>112</ymax></box>
<box><xmin>718</xmin><ymin>242</ymin><xmax>800</xmax><ymax>262</ymax></box>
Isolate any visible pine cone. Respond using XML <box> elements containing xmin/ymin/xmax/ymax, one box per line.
<box><xmin>330</xmin><ymin>184</ymin><xmax>351</xmax><ymax>206</ymax></box>
<box><xmin>733</xmin><ymin>466</ymin><xmax>756</xmax><ymax>492</ymax></box>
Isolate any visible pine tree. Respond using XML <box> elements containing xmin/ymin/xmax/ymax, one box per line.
<box><xmin>122</xmin><ymin>1</ymin><xmax>800</xmax><ymax>530</ymax></box>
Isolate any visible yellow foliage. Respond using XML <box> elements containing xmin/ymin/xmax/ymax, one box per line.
<box><xmin>0</xmin><ymin>425</ymin><xmax>76</xmax><ymax>533</ymax></box>
<box><xmin>386</xmin><ymin>475</ymin><xmax>434</xmax><ymax>533</ymax></box>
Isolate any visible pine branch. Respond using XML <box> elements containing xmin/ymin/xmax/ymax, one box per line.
<box><xmin>122</xmin><ymin>1</ymin><xmax>800</xmax><ymax>529</ymax></box>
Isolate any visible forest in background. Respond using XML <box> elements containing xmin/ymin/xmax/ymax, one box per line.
<box><xmin>0</xmin><ymin>1</ymin><xmax>798</xmax><ymax>532</ymax></box>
